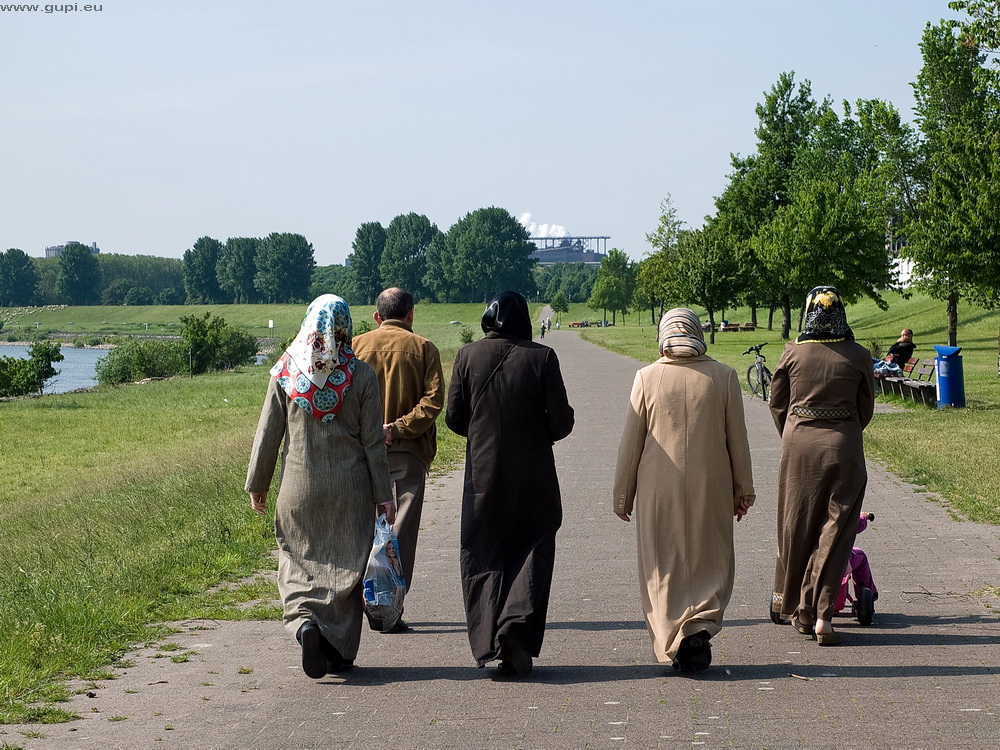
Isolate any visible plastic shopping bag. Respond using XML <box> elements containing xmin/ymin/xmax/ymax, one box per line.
<box><xmin>362</xmin><ymin>514</ymin><xmax>406</xmax><ymax>632</ymax></box>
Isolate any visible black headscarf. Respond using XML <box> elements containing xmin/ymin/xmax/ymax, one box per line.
<box><xmin>481</xmin><ymin>291</ymin><xmax>533</xmax><ymax>341</ymax></box>
<box><xmin>797</xmin><ymin>286</ymin><xmax>854</xmax><ymax>343</ymax></box>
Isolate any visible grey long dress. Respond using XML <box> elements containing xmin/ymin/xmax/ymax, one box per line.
<box><xmin>245</xmin><ymin>362</ymin><xmax>392</xmax><ymax>660</ymax></box>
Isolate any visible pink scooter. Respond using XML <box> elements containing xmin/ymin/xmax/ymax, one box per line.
<box><xmin>770</xmin><ymin>512</ymin><xmax>878</xmax><ymax>626</ymax></box>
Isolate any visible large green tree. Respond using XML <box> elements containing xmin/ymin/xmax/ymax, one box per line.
<box><xmin>713</xmin><ymin>73</ymin><xmax>819</xmax><ymax>327</ymax></box>
<box><xmin>380</xmin><ymin>213</ymin><xmax>438</xmax><ymax>299</ymax></box>
<box><xmin>427</xmin><ymin>207</ymin><xmax>537</xmax><ymax>303</ymax></box>
<box><xmin>217</xmin><ymin>237</ymin><xmax>261</xmax><ymax>304</ymax></box>
<box><xmin>587</xmin><ymin>248</ymin><xmax>635</xmax><ymax>325</ymax></box>
<box><xmin>99</xmin><ymin>254</ymin><xmax>184</xmax><ymax>307</ymax></box>
<box><xmin>348</xmin><ymin>222</ymin><xmax>386</xmax><ymax>304</ymax></box>
<box><xmin>55</xmin><ymin>243</ymin><xmax>102</xmax><ymax>305</ymax></box>
<box><xmin>757</xmin><ymin>103</ymin><xmax>895</xmax><ymax>337</ymax></box>
<box><xmin>309</xmin><ymin>264</ymin><xmax>357</xmax><ymax>303</ymax></box>
<box><xmin>672</xmin><ymin>227</ymin><xmax>744</xmax><ymax>343</ymax></box>
<box><xmin>0</xmin><ymin>248</ymin><xmax>41</xmax><ymax>307</ymax></box>
<box><xmin>904</xmin><ymin>21</ymin><xmax>1000</xmax><ymax>346</ymax></box>
<box><xmin>254</xmin><ymin>232</ymin><xmax>316</xmax><ymax>304</ymax></box>
<box><xmin>183</xmin><ymin>236</ymin><xmax>226</xmax><ymax>304</ymax></box>
<box><xmin>640</xmin><ymin>195</ymin><xmax>687</xmax><ymax>323</ymax></box>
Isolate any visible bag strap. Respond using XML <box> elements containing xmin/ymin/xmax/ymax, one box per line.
<box><xmin>470</xmin><ymin>341</ymin><xmax>515</xmax><ymax>417</ymax></box>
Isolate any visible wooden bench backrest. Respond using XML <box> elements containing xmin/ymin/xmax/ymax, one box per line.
<box><xmin>910</xmin><ymin>359</ymin><xmax>936</xmax><ymax>381</ymax></box>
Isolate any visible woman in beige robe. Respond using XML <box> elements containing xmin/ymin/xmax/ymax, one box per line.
<box><xmin>246</xmin><ymin>295</ymin><xmax>394</xmax><ymax>678</ymax></box>
<box><xmin>614</xmin><ymin>309</ymin><xmax>755</xmax><ymax>672</ymax></box>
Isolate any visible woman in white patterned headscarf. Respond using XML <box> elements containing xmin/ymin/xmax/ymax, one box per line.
<box><xmin>614</xmin><ymin>308</ymin><xmax>755</xmax><ymax>673</ymax></box>
<box><xmin>246</xmin><ymin>295</ymin><xmax>394</xmax><ymax>679</ymax></box>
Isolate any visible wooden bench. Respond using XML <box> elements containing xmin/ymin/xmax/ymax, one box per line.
<box><xmin>901</xmin><ymin>358</ymin><xmax>937</xmax><ymax>407</ymax></box>
<box><xmin>878</xmin><ymin>357</ymin><xmax>917</xmax><ymax>397</ymax></box>
<box><xmin>877</xmin><ymin>357</ymin><xmax>937</xmax><ymax>407</ymax></box>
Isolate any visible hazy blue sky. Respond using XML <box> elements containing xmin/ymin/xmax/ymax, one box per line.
<box><xmin>1</xmin><ymin>1</ymin><xmax>957</xmax><ymax>266</ymax></box>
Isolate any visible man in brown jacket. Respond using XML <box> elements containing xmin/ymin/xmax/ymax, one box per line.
<box><xmin>352</xmin><ymin>287</ymin><xmax>444</xmax><ymax>633</ymax></box>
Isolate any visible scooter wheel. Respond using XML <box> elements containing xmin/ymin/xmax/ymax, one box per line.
<box><xmin>856</xmin><ymin>587</ymin><xmax>875</xmax><ymax>626</ymax></box>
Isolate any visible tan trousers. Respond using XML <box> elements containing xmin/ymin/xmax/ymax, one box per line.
<box><xmin>388</xmin><ymin>451</ymin><xmax>428</xmax><ymax>597</ymax></box>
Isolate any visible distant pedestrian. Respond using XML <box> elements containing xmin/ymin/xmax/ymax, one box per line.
<box><xmin>246</xmin><ymin>294</ymin><xmax>395</xmax><ymax>678</ymax></box>
<box><xmin>446</xmin><ymin>291</ymin><xmax>575</xmax><ymax>676</ymax></box>
<box><xmin>352</xmin><ymin>287</ymin><xmax>444</xmax><ymax>633</ymax></box>
<box><xmin>769</xmin><ymin>286</ymin><xmax>875</xmax><ymax>646</ymax></box>
<box><xmin>613</xmin><ymin>308</ymin><xmax>755</xmax><ymax>672</ymax></box>
<box><xmin>540</xmin><ymin>322</ymin><xmax>546</xmax><ymax>338</ymax></box>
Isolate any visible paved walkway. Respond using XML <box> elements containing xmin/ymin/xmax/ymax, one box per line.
<box><xmin>8</xmin><ymin>331</ymin><xmax>999</xmax><ymax>749</ymax></box>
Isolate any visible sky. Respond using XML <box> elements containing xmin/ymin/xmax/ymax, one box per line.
<box><xmin>0</xmin><ymin>0</ymin><xmax>960</xmax><ymax>266</ymax></box>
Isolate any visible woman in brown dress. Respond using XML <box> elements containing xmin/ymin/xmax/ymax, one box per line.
<box><xmin>769</xmin><ymin>286</ymin><xmax>875</xmax><ymax>645</ymax></box>
<box><xmin>613</xmin><ymin>308</ymin><xmax>755</xmax><ymax>672</ymax></box>
<box><xmin>246</xmin><ymin>295</ymin><xmax>395</xmax><ymax>678</ymax></box>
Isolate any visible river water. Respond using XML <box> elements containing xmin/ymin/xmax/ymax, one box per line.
<box><xmin>0</xmin><ymin>344</ymin><xmax>106</xmax><ymax>394</ymax></box>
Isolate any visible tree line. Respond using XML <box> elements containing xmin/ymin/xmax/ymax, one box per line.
<box><xmin>1</xmin><ymin>208</ymin><xmax>590</xmax><ymax>308</ymax></box>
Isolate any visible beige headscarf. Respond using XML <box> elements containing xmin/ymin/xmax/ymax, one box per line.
<box><xmin>657</xmin><ymin>308</ymin><xmax>707</xmax><ymax>358</ymax></box>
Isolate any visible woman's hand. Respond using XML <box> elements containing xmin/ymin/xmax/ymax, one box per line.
<box><xmin>250</xmin><ymin>492</ymin><xmax>268</xmax><ymax>515</ymax></box>
<box><xmin>616</xmin><ymin>513</ymin><xmax>631</xmax><ymax>522</ymax></box>
<box><xmin>378</xmin><ymin>501</ymin><xmax>397</xmax><ymax>525</ymax></box>
<box><xmin>734</xmin><ymin>497</ymin><xmax>752</xmax><ymax>522</ymax></box>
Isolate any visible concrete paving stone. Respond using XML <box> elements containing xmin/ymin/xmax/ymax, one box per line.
<box><xmin>4</xmin><ymin>329</ymin><xmax>998</xmax><ymax>749</ymax></box>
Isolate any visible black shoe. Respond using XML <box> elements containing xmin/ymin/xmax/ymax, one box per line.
<box><xmin>686</xmin><ymin>631</ymin><xmax>712</xmax><ymax>671</ymax></box>
<box><xmin>672</xmin><ymin>631</ymin><xmax>712</xmax><ymax>673</ymax></box>
<box><xmin>384</xmin><ymin>618</ymin><xmax>410</xmax><ymax>634</ymax></box>
<box><xmin>497</xmin><ymin>634</ymin><xmax>532</xmax><ymax>676</ymax></box>
<box><xmin>296</xmin><ymin>621</ymin><xmax>327</xmax><ymax>679</ymax></box>
<box><xmin>319</xmin><ymin>638</ymin><xmax>353</xmax><ymax>673</ymax></box>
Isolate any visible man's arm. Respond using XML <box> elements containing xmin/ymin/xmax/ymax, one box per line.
<box><xmin>388</xmin><ymin>342</ymin><xmax>444</xmax><ymax>441</ymax></box>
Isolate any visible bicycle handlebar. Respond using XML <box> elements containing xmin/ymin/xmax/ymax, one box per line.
<box><xmin>741</xmin><ymin>343</ymin><xmax>767</xmax><ymax>356</ymax></box>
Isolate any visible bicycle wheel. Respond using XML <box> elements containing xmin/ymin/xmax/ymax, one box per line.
<box><xmin>747</xmin><ymin>365</ymin><xmax>764</xmax><ymax>399</ymax></box>
<box><xmin>760</xmin><ymin>367</ymin><xmax>772</xmax><ymax>401</ymax></box>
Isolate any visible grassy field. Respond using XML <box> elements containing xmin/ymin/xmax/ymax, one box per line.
<box><xmin>0</xmin><ymin>294</ymin><xmax>997</xmax><ymax>723</ymax></box>
<box><xmin>0</xmin><ymin>302</ymin><xmax>493</xmax><ymax>346</ymax></box>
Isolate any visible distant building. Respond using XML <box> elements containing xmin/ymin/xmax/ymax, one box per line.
<box><xmin>529</xmin><ymin>236</ymin><xmax>609</xmax><ymax>265</ymax></box>
<box><xmin>45</xmin><ymin>241</ymin><xmax>101</xmax><ymax>258</ymax></box>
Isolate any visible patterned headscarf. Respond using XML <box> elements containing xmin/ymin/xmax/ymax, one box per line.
<box><xmin>481</xmin><ymin>291</ymin><xmax>533</xmax><ymax>341</ymax></box>
<box><xmin>797</xmin><ymin>286</ymin><xmax>854</xmax><ymax>344</ymax></box>
<box><xmin>270</xmin><ymin>294</ymin><xmax>357</xmax><ymax>421</ymax></box>
<box><xmin>657</xmin><ymin>308</ymin><xmax>708</xmax><ymax>358</ymax></box>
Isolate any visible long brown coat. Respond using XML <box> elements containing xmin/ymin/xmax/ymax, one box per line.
<box><xmin>246</xmin><ymin>363</ymin><xmax>392</xmax><ymax>660</ymax></box>
<box><xmin>769</xmin><ymin>339</ymin><xmax>875</xmax><ymax>622</ymax></box>
<box><xmin>613</xmin><ymin>355</ymin><xmax>755</xmax><ymax>663</ymax></box>
<box><xmin>445</xmin><ymin>333</ymin><xmax>574</xmax><ymax>666</ymax></box>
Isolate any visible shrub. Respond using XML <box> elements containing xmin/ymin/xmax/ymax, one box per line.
<box><xmin>179</xmin><ymin>313</ymin><xmax>257</xmax><ymax>375</ymax></box>
<box><xmin>95</xmin><ymin>340</ymin><xmax>185</xmax><ymax>385</ymax></box>
<box><xmin>0</xmin><ymin>340</ymin><xmax>64</xmax><ymax>396</ymax></box>
<box><xmin>459</xmin><ymin>325</ymin><xmax>475</xmax><ymax>344</ymax></box>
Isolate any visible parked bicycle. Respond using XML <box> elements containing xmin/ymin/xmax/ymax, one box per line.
<box><xmin>742</xmin><ymin>343</ymin><xmax>772</xmax><ymax>400</ymax></box>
